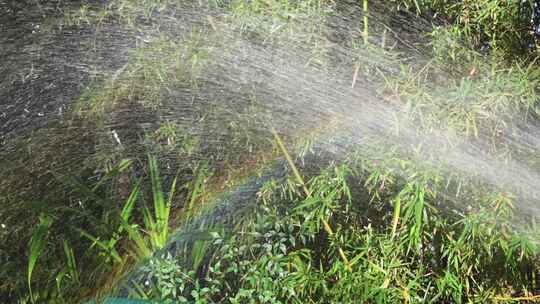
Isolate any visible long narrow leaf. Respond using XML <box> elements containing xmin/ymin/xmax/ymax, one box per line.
<box><xmin>159</xmin><ymin>175</ymin><xmax>176</xmax><ymax>246</ymax></box>
<box><xmin>63</xmin><ymin>240</ymin><xmax>79</xmax><ymax>283</ymax></box>
<box><xmin>119</xmin><ymin>219</ymin><xmax>152</xmax><ymax>260</ymax></box>
<box><xmin>28</xmin><ymin>214</ymin><xmax>53</xmax><ymax>301</ymax></box>
<box><xmin>77</xmin><ymin>229</ymin><xmax>122</xmax><ymax>263</ymax></box>
<box><xmin>148</xmin><ymin>154</ymin><xmax>165</xmax><ymax>223</ymax></box>
<box><xmin>119</xmin><ymin>180</ymin><xmax>141</xmax><ymax>233</ymax></box>
<box><xmin>92</xmin><ymin>158</ymin><xmax>132</xmax><ymax>192</ymax></box>
<box><xmin>187</xmin><ymin>163</ymin><xmax>207</xmax><ymax>215</ymax></box>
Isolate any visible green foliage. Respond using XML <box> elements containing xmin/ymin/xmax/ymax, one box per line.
<box><xmin>138</xmin><ymin>253</ymin><xmax>194</xmax><ymax>302</ymax></box>
<box><xmin>228</xmin><ymin>0</ymin><xmax>328</xmax><ymax>30</ymax></box>
<box><xmin>391</xmin><ymin>0</ymin><xmax>538</xmax><ymax>58</ymax></box>
<box><xmin>16</xmin><ymin>155</ymin><xmax>190</xmax><ymax>302</ymax></box>
<box><xmin>120</xmin><ymin>155</ymin><xmax>177</xmax><ymax>260</ymax></box>
<box><xmin>78</xmin><ymin>180</ymin><xmax>141</xmax><ymax>264</ymax></box>
<box><xmin>79</xmin><ymin>155</ymin><xmax>177</xmax><ymax>263</ymax></box>
<box><xmin>148</xmin><ymin>154</ymin><xmax>175</xmax><ymax>250</ymax></box>
<box><xmin>60</xmin><ymin>241</ymin><xmax>80</xmax><ymax>287</ymax></box>
<box><xmin>27</xmin><ymin>214</ymin><xmax>53</xmax><ymax>302</ymax></box>
<box><xmin>226</xmin><ymin>0</ymin><xmax>330</xmax><ymax>61</ymax></box>
<box><xmin>147</xmin><ymin>122</ymin><xmax>200</xmax><ymax>157</ymax></box>
<box><xmin>76</xmin><ymin>29</ymin><xmax>212</xmax><ymax>116</ymax></box>
<box><xmin>382</xmin><ymin>50</ymin><xmax>539</xmax><ymax>142</ymax></box>
<box><xmin>6</xmin><ymin>1</ymin><xmax>540</xmax><ymax>303</ymax></box>
<box><xmin>132</xmin><ymin>155</ymin><xmax>540</xmax><ymax>303</ymax></box>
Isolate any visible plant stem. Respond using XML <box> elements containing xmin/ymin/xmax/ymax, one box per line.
<box><xmin>391</xmin><ymin>197</ymin><xmax>401</xmax><ymax>238</ymax></box>
<box><xmin>492</xmin><ymin>294</ymin><xmax>540</xmax><ymax>302</ymax></box>
<box><xmin>271</xmin><ymin>127</ymin><xmax>352</xmax><ymax>272</ymax></box>
<box><xmin>363</xmin><ymin>0</ymin><xmax>369</xmax><ymax>45</ymax></box>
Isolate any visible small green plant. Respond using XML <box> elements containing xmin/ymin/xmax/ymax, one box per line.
<box><xmin>121</xmin><ymin>155</ymin><xmax>177</xmax><ymax>259</ymax></box>
<box><xmin>272</xmin><ymin>127</ymin><xmax>352</xmax><ymax>270</ymax></box>
<box><xmin>79</xmin><ymin>155</ymin><xmax>177</xmax><ymax>263</ymax></box>
<box><xmin>79</xmin><ymin>180</ymin><xmax>141</xmax><ymax>264</ymax></box>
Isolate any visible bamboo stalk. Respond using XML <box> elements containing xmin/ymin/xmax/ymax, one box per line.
<box><xmin>391</xmin><ymin>197</ymin><xmax>401</xmax><ymax>239</ymax></box>
<box><xmin>363</xmin><ymin>0</ymin><xmax>369</xmax><ymax>45</ymax></box>
<box><xmin>271</xmin><ymin>128</ymin><xmax>352</xmax><ymax>272</ymax></box>
<box><xmin>493</xmin><ymin>294</ymin><xmax>540</xmax><ymax>302</ymax></box>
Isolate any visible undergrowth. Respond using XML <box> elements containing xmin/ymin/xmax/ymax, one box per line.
<box><xmin>2</xmin><ymin>1</ymin><xmax>540</xmax><ymax>303</ymax></box>
<box><xmin>129</xmin><ymin>149</ymin><xmax>540</xmax><ymax>303</ymax></box>
<box><xmin>390</xmin><ymin>0</ymin><xmax>540</xmax><ymax>59</ymax></box>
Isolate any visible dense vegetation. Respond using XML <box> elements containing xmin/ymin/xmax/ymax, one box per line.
<box><xmin>1</xmin><ymin>0</ymin><xmax>540</xmax><ymax>303</ymax></box>
<box><xmin>393</xmin><ymin>0</ymin><xmax>540</xmax><ymax>57</ymax></box>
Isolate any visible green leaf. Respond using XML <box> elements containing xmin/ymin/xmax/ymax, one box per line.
<box><xmin>119</xmin><ymin>180</ymin><xmax>141</xmax><ymax>232</ymax></box>
<box><xmin>28</xmin><ymin>214</ymin><xmax>53</xmax><ymax>301</ymax></box>
<box><xmin>77</xmin><ymin>228</ymin><xmax>122</xmax><ymax>263</ymax></box>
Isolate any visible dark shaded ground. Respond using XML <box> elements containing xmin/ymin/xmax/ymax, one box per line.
<box><xmin>0</xmin><ymin>0</ymin><xmax>131</xmax><ymax>141</ymax></box>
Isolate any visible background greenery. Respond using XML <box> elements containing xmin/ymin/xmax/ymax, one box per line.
<box><xmin>1</xmin><ymin>0</ymin><xmax>540</xmax><ymax>303</ymax></box>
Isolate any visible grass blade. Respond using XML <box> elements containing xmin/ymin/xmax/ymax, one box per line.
<box><xmin>119</xmin><ymin>180</ymin><xmax>141</xmax><ymax>231</ymax></box>
<box><xmin>63</xmin><ymin>240</ymin><xmax>79</xmax><ymax>283</ymax></box>
<box><xmin>28</xmin><ymin>214</ymin><xmax>53</xmax><ymax>301</ymax></box>
<box><xmin>148</xmin><ymin>154</ymin><xmax>164</xmax><ymax>223</ymax></box>
<box><xmin>77</xmin><ymin>229</ymin><xmax>122</xmax><ymax>264</ymax></box>
<box><xmin>119</xmin><ymin>218</ymin><xmax>152</xmax><ymax>260</ymax></box>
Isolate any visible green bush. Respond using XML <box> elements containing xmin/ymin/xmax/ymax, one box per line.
<box><xmin>131</xmin><ymin>155</ymin><xmax>540</xmax><ymax>303</ymax></box>
<box><xmin>391</xmin><ymin>0</ymin><xmax>538</xmax><ymax>58</ymax></box>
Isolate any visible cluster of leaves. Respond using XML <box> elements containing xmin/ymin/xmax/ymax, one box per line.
<box><xmin>6</xmin><ymin>1</ymin><xmax>540</xmax><ymax>303</ymax></box>
<box><xmin>390</xmin><ymin>0</ymin><xmax>539</xmax><ymax>58</ymax></box>
<box><xmin>131</xmin><ymin>151</ymin><xmax>540</xmax><ymax>303</ymax></box>
<box><xmin>384</xmin><ymin>59</ymin><xmax>539</xmax><ymax>138</ymax></box>
<box><xmin>75</xmin><ymin>29</ymin><xmax>212</xmax><ymax>117</ymax></box>
<box><xmin>227</xmin><ymin>0</ymin><xmax>329</xmax><ymax>36</ymax></box>
<box><xmin>380</xmin><ymin>25</ymin><xmax>540</xmax><ymax>174</ymax></box>
<box><xmin>17</xmin><ymin>155</ymin><xmax>209</xmax><ymax>303</ymax></box>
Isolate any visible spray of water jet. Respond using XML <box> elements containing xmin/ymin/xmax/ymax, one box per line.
<box><xmin>1</xmin><ymin>0</ymin><xmax>539</xmax><ymax>302</ymax></box>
